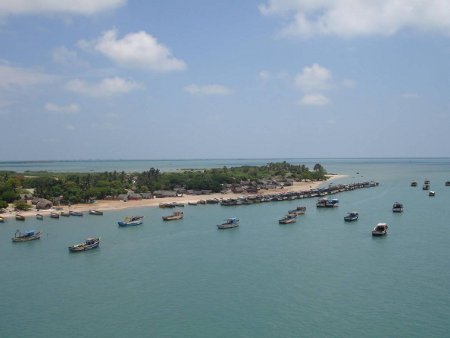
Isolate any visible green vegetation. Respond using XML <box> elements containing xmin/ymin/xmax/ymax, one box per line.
<box><xmin>0</xmin><ymin>162</ymin><xmax>327</xmax><ymax>206</ymax></box>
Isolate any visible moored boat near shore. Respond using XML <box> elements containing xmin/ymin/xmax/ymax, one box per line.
<box><xmin>36</xmin><ymin>214</ymin><xmax>44</xmax><ymax>220</ymax></box>
<box><xmin>372</xmin><ymin>223</ymin><xmax>388</xmax><ymax>236</ymax></box>
<box><xmin>15</xmin><ymin>214</ymin><xmax>25</xmax><ymax>221</ymax></box>
<box><xmin>89</xmin><ymin>210</ymin><xmax>103</xmax><ymax>215</ymax></box>
<box><xmin>118</xmin><ymin>216</ymin><xmax>144</xmax><ymax>227</ymax></box>
<box><xmin>0</xmin><ymin>216</ymin><xmax>5</xmax><ymax>222</ymax></box>
<box><xmin>344</xmin><ymin>211</ymin><xmax>359</xmax><ymax>222</ymax></box>
<box><xmin>50</xmin><ymin>212</ymin><xmax>60</xmax><ymax>219</ymax></box>
<box><xmin>12</xmin><ymin>229</ymin><xmax>41</xmax><ymax>242</ymax></box>
<box><xmin>69</xmin><ymin>211</ymin><xmax>83</xmax><ymax>216</ymax></box>
<box><xmin>60</xmin><ymin>211</ymin><xmax>70</xmax><ymax>217</ymax></box>
<box><xmin>217</xmin><ymin>217</ymin><xmax>239</xmax><ymax>229</ymax></box>
<box><xmin>68</xmin><ymin>237</ymin><xmax>100</xmax><ymax>252</ymax></box>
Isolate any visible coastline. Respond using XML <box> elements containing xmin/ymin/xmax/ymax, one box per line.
<box><xmin>2</xmin><ymin>174</ymin><xmax>346</xmax><ymax>219</ymax></box>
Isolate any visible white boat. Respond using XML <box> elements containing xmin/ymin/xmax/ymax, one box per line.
<box><xmin>372</xmin><ymin>223</ymin><xmax>388</xmax><ymax>236</ymax></box>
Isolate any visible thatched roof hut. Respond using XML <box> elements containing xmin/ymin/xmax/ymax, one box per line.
<box><xmin>35</xmin><ymin>198</ymin><xmax>53</xmax><ymax>210</ymax></box>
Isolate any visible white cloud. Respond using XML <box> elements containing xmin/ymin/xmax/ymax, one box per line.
<box><xmin>294</xmin><ymin>63</ymin><xmax>331</xmax><ymax>92</ymax></box>
<box><xmin>45</xmin><ymin>102</ymin><xmax>79</xmax><ymax>114</ymax></box>
<box><xmin>79</xmin><ymin>29</ymin><xmax>186</xmax><ymax>72</ymax></box>
<box><xmin>0</xmin><ymin>62</ymin><xmax>57</xmax><ymax>88</ymax></box>
<box><xmin>299</xmin><ymin>93</ymin><xmax>330</xmax><ymax>106</ymax></box>
<box><xmin>66</xmin><ymin>77</ymin><xmax>141</xmax><ymax>97</ymax></box>
<box><xmin>0</xmin><ymin>0</ymin><xmax>125</xmax><ymax>16</ymax></box>
<box><xmin>259</xmin><ymin>0</ymin><xmax>450</xmax><ymax>38</ymax></box>
<box><xmin>184</xmin><ymin>84</ymin><xmax>231</xmax><ymax>96</ymax></box>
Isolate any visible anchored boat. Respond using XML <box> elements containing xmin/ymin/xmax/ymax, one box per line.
<box><xmin>89</xmin><ymin>210</ymin><xmax>103</xmax><ymax>215</ymax></box>
<box><xmin>118</xmin><ymin>215</ymin><xmax>144</xmax><ymax>227</ymax></box>
<box><xmin>392</xmin><ymin>202</ymin><xmax>404</xmax><ymax>213</ymax></box>
<box><xmin>217</xmin><ymin>217</ymin><xmax>239</xmax><ymax>229</ymax></box>
<box><xmin>68</xmin><ymin>237</ymin><xmax>100</xmax><ymax>252</ymax></box>
<box><xmin>162</xmin><ymin>211</ymin><xmax>184</xmax><ymax>221</ymax></box>
<box><xmin>12</xmin><ymin>229</ymin><xmax>41</xmax><ymax>242</ymax></box>
<box><xmin>372</xmin><ymin>223</ymin><xmax>388</xmax><ymax>236</ymax></box>
<box><xmin>344</xmin><ymin>211</ymin><xmax>359</xmax><ymax>222</ymax></box>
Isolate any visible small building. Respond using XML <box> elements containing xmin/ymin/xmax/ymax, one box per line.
<box><xmin>153</xmin><ymin>190</ymin><xmax>177</xmax><ymax>198</ymax></box>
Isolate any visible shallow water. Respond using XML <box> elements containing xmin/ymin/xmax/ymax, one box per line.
<box><xmin>1</xmin><ymin>159</ymin><xmax>450</xmax><ymax>337</ymax></box>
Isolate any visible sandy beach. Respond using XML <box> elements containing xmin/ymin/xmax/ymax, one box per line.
<box><xmin>1</xmin><ymin>175</ymin><xmax>346</xmax><ymax>219</ymax></box>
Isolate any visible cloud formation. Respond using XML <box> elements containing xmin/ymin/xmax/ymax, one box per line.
<box><xmin>66</xmin><ymin>77</ymin><xmax>141</xmax><ymax>97</ymax></box>
<box><xmin>0</xmin><ymin>62</ymin><xmax>57</xmax><ymax>88</ymax></box>
<box><xmin>299</xmin><ymin>93</ymin><xmax>330</xmax><ymax>106</ymax></box>
<box><xmin>294</xmin><ymin>63</ymin><xmax>331</xmax><ymax>92</ymax></box>
<box><xmin>45</xmin><ymin>103</ymin><xmax>80</xmax><ymax>114</ymax></box>
<box><xmin>0</xmin><ymin>0</ymin><xmax>125</xmax><ymax>16</ymax></box>
<box><xmin>79</xmin><ymin>29</ymin><xmax>186</xmax><ymax>72</ymax></box>
<box><xmin>184</xmin><ymin>84</ymin><xmax>231</xmax><ymax>96</ymax></box>
<box><xmin>259</xmin><ymin>0</ymin><xmax>450</xmax><ymax>37</ymax></box>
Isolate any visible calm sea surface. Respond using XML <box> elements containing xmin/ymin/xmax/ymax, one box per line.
<box><xmin>1</xmin><ymin>158</ymin><xmax>450</xmax><ymax>337</ymax></box>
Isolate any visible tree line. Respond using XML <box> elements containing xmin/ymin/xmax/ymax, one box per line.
<box><xmin>0</xmin><ymin>162</ymin><xmax>327</xmax><ymax>208</ymax></box>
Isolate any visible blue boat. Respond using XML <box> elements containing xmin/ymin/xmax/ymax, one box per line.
<box><xmin>118</xmin><ymin>216</ymin><xmax>144</xmax><ymax>227</ymax></box>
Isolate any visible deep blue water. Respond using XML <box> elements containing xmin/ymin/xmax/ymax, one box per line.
<box><xmin>1</xmin><ymin>159</ymin><xmax>450</xmax><ymax>337</ymax></box>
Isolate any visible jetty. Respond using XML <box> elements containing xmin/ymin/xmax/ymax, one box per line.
<box><xmin>219</xmin><ymin>181</ymin><xmax>378</xmax><ymax>207</ymax></box>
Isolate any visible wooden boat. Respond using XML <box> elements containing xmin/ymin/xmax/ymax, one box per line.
<box><xmin>68</xmin><ymin>237</ymin><xmax>100</xmax><ymax>252</ymax></box>
<box><xmin>162</xmin><ymin>211</ymin><xmax>183</xmax><ymax>221</ymax></box>
<box><xmin>50</xmin><ymin>212</ymin><xmax>60</xmax><ymax>219</ymax></box>
<box><xmin>344</xmin><ymin>211</ymin><xmax>359</xmax><ymax>222</ymax></box>
<box><xmin>69</xmin><ymin>211</ymin><xmax>83</xmax><ymax>216</ymax></box>
<box><xmin>217</xmin><ymin>217</ymin><xmax>239</xmax><ymax>229</ymax></box>
<box><xmin>118</xmin><ymin>215</ymin><xmax>144</xmax><ymax>227</ymax></box>
<box><xmin>392</xmin><ymin>202</ymin><xmax>404</xmax><ymax>213</ymax></box>
<box><xmin>0</xmin><ymin>216</ymin><xmax>5</xmax><ymax>223</ymax></box>
<box><xmin>429</xmin><ymin>191</ymin><xmax>435</xmax><ymax>197</ymax></box>
<box><xmin>316</xmin><ymin>198</ymin><xmax>339</xmax><ymax>208</ymax></box>
<box><xmin>445</xmin><ymin>181</ymin><xmax>450</xmax><ymax>187</ymax></box>
<box><xmin>60</xmin><ymin>211</ymin><xmax>70</xmax><ymax>217</ymax></box>
<box><xmin>36</xmin><ymin>214</ymin><xmax>44</xmax><ymax>220</ymax></box>
<box><xmin>410</xmin><ymin>181</ymin><xmax>417</xmax><ymax>187</ymax></box>
<box><xmin>422</xmin><ymin>184</ymin><xmax>430</xmax><ymax>190</ymax></box>
<box><xmin>372</xmin><ymin>223</ymin><xmax>388</xmax><ymax>236</ymax></box>
<box><xmin>89</xmin><ymin>210</ymin><xmax>103</xmax><ymax>215</ymax></box>
<box><xmin>188</xmin><ymin>201</ymin><xmax>198</xmax><ymax>206</ymax></box>
<box><xmin>15</xmin><ymin>214</ymin><xmax>25</xmax><ymax>221</ymax></box>
<box><xmin>12</xmin><ymin>229</ymin><xmax>41</xmax><ymax>242</ymax></box>
<box><xmin>279</xmin><ymin>215</ymin><xmax>297</xmax><ymax>224</ymax></box>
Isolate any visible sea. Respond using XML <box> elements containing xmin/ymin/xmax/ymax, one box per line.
<box><xmin>1</xmin><ymin>158</ymin><xmax>450</xmax><ymax>338</ymax></box>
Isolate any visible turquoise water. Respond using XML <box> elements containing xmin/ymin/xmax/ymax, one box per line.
<box><xmin>1</xmin><ymin>159</ymin><xmax>450</xmax><ymax>337</ymax></box>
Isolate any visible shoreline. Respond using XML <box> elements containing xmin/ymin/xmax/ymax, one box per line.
<box><xmin>1</xmin><ymin>175</ymin><xmax>347</xmax><ymax>219</ymax></box>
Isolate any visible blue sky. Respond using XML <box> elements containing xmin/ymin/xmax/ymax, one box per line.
<box><xmin>0</xmin><ymin>0</ymin><xmax>449</xmax><ymax>160</ymax></box>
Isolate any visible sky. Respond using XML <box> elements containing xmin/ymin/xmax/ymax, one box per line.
<box><xmin>0</xmin><ymin>0</ymin><xmax>450</xmax><ymax>160</ymax></box>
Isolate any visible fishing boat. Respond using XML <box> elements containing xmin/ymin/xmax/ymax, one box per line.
<box><xmin>429</xmin><ymin>191</ymin><xmax>435</xmax><ymax>197</ymax></box>
<box><xmin>68</xmin><ymin>237</ymin><xmax>100</xmax><ymax>252</ymax></box>
<box><xmin>188</xmin><ymin>201</ymin><xmax>198</xmax><ymax>206</ymax></box>
<box><xmin>217</xmin><ymin>217</ymin><xmax>239</xmax><ymax>229</ymax></box>
<box><xmin>372</xmin><ymin>223</ymin><xmax>388</xmax><ymax>236</ymax></box>
<box><xmin>422</xmin><ymin>184</ymin><xmax>430</xmax><ymax>190</ymax></box>
<box><xmin>36</xmin><ymin>214</ymin><xmax>44</xmax><ymax>220</ymax></box>
<box><xmin>0</xmin><ymin>216</ymin><xmax>5</xmax><ymax>223</ymax></box>
<box><xmin>162</xmin><ymin>211</ymin><xmax>183</xmax><ymax>221</ymax></box>
<box><xmin>60</xmin><ymin>211</ymin><xmax>70</xmax><ymax>217</ymax></box>
<box><xmin>12</xmin><ymin>229</ymin><xmax>41</xmax><ymax>242</ymax></box>
<box><xmin>15</xmin><ymin>214</ymin><xmax>25</xmax><ymax>221</ymax></box>
<box><xmin>344</xmin><ymin>211</ymin><xmax>359</xmax><ymax>222</ymax></box>
<box><xmin>69</xmin><ymin>211</ymin><xmax>83</xmax><ymax>216</ymax></box>
<box><xmin>89</xmin><ymin>210</ymin><xmax>103</xmax><ymax>215</ymax></box>
<box><xmin>392</xmin><ymin>202</ymin><xmax>404</xmax><ymax>213</ymax></box>
<box><xmin>279</xmin><ymin>215</ymin><xmax>297</xmax><ymax>224</ymax></box>
<box><xmin>316</xmin><ymin>198</ymin><xmax>339</xmax><ymax>208</ymax></box>
<box><xmin>118</xmin><ymin>215</ymin><xmax>144</xmax><ymax>227</ymax></box>
<box><xmin>410</xmin><ymin>181</ymin><xmax>417</xmax><ymax>187</ymax></box>
<box><xmin>445</xmin><ymin>181</ymin><xmax>450</xmax><ymax>187</ymax></box>
<box><xmin>50</xmin><ymin>212</ymin><xmax>60</xmax><ymax>219</ymax></box>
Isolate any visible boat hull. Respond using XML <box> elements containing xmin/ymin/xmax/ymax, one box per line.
<box><xmin>68</xmin><ymin>239</ymin><xmax>100</xmax><ymax>252</ymax></box>
<box><xmin>118</xmin><ymin>220</ymin><xmax>143</xmax><ymax>227</ymax></box>
<box><xmin>12</xmin><ymin>232</ymin><xmax>41</xmax><ymax>242</ymax></box>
